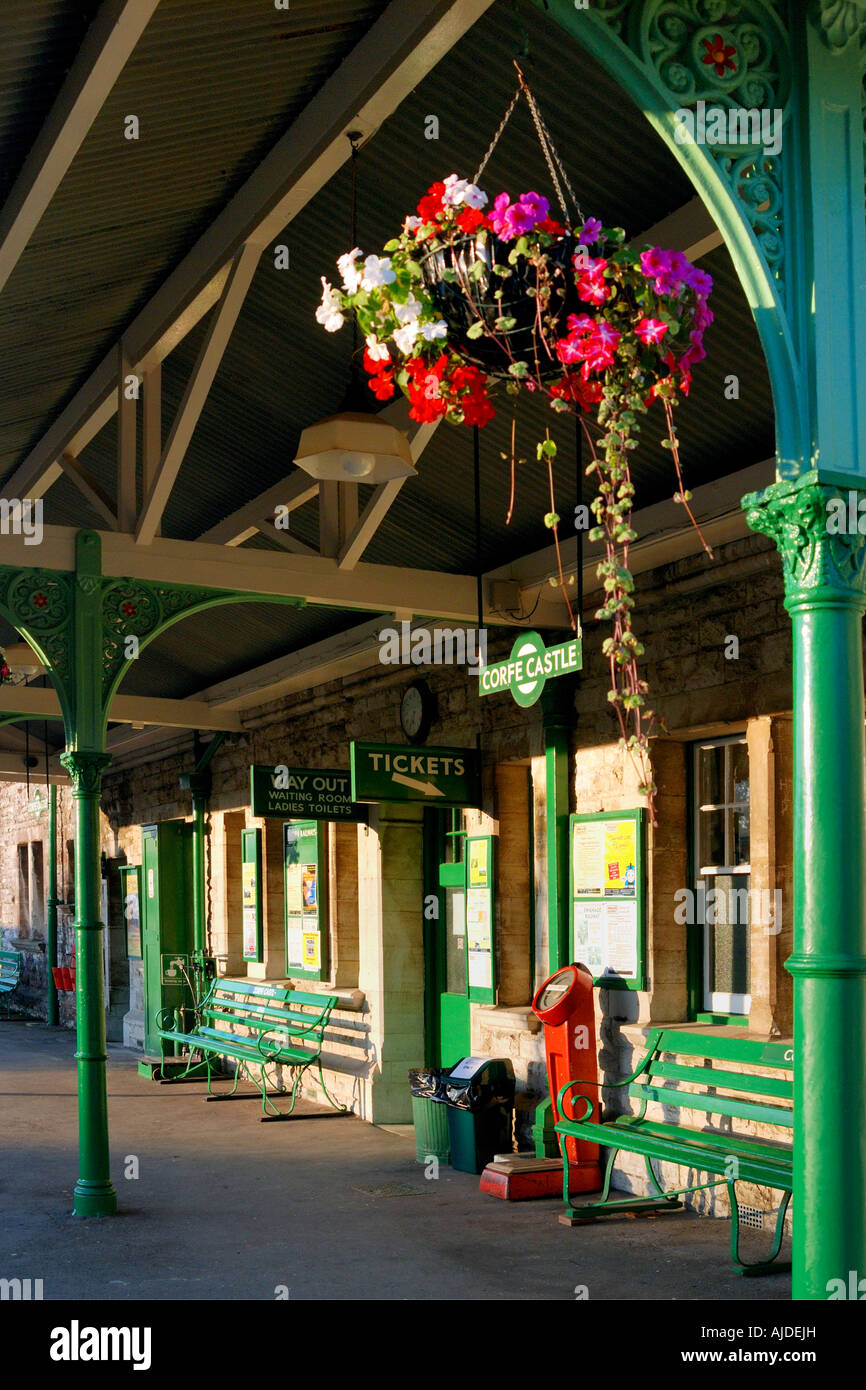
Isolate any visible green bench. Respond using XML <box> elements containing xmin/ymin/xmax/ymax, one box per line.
<box><xmin>0</xmin><ymin>948</ymin><xmax>21</xmax><ymax>1014</ymax></box>
<box><xmin>157</xmin><ymin>978</ymin><xmax>348</xmax><ymax>1121</ymax></box>
<box><xmin>555</xmin><ymin>1029</ymin><xmax>793</xmax><ymax>1275</ymax></box>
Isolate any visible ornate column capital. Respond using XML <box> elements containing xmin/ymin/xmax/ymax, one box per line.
<box><xmin>743</xmin><ymin>472</ymin><xmax>866</xmax><ymax>608</ymax></box>
<box><xmin>811</xmin><ymin>0</ymin><xmax>866</xmax><ymax>51</ymax></box>
<box><xmin>59</xmin><ymin>749</ymin><xmax>112</xmax><ymax>793</ymax></box>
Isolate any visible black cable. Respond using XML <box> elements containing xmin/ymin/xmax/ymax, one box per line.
<box><xmin>474</xmin><ymin>426</ymin><xmax>483</xmax><ymax>774</ymax></box>
<box><xmin>576</xmin><ymin>416</ymin><xmax>584</xmax><ymax>632</ymax></box>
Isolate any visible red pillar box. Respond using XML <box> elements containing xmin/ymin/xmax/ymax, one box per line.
<box><xmin>531</xmin><ymin>963</ymin><xmax>601</xmax><ymax>1193</ymax></box>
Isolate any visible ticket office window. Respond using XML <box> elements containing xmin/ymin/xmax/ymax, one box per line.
<box><xmin>693</xmin><ymin>736</ymin><xmax>750</xmax><ymax>1017</ymax></box>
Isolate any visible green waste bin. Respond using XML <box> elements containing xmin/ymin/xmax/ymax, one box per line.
<box><xmin>408</xmin><ymin>1069</ymin><xmax>450</xmax><ymax>1164</ymax></box>
<box><xmin>434</xmin><ymin>1056</ymin><xmax>515</xmax><ymax>1174</ymax></box>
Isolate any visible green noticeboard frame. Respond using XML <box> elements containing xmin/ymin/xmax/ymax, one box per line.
<box><xmin>569</xmin><ymin>808</ymin><xmax>646</xmax><ymax>991</ymax></box>
<box><xmin>465</xmin><ymin>834</ymin><xmax>496</xmax><ymax>1004</ymax></box>
<box><xmin>241</xmin><ymin>827</ymin><xmax>263</xmax><ymax>964</ymax></box>
<box><xmin>120</xmin><ymin>864</ymin><xmax>142</xmax><ymax>959</ymax></box>
<box><xmin>284</xmin><ymin>820</ymin><xmax>327</xmax><ymax>981</ymax></box>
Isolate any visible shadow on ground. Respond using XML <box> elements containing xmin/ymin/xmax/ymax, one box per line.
<box><xmin>0</xmin><ymin>1023</ymin><xmax>792</xmax><ymax>1302</ymax></box>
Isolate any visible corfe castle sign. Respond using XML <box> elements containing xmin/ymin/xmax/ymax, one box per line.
<box><xmin>478</xmin><ymin>630</ymin><xmax>582</xmax><ymax>708</ymax></box>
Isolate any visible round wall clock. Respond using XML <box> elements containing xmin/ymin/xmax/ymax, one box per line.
<box><xmin>400</xmin><ymin>679</ymin><xmax>436</xmax><ymax>743</ymax></box>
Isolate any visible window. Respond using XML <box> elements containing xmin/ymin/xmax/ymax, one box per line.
<box><xmin>17</xmin><ymin>844</ymin><xmax>29</xmax><ymax>931</ymax></box>
<box><xmin>693</xmin><ymin>736</ymin><xmax>750</xmax><ymax>1016</ymax></box>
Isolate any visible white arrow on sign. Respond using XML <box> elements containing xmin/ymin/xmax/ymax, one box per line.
<box><xmin>391</xmin><ymin>772</ymin><xmax>445</xmax><ymax>797</ymax></box>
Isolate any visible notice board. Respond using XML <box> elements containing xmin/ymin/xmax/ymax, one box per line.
<box><xmin>284</xmin><ymin>820</ymin><xmax>327</xmax><ymax>980</ymax></box>
<box><xmin>465</xmin><ymin>835</ymin><xmax>495</xmax><ymax>1004</ymax></box>
<box><xmin>570</xmin><ymin>809</ymin><xmax>646</xmax><ymax>990</ymax></box>
<box><xmin>241</xmin><ymin>827</ymin><xmax>263</xmax><ymax>963</ymax></box>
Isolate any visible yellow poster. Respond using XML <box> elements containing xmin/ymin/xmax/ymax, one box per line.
<box><xmin>285</xmin><ymin>862</ymin><xmax>303</xmax><ymax>915</ymax></box>
<box><xmin>603</xmin><ymin>819</ymin><xmax>637</xmax><ymax>898</ymax></box>
<box><xmin>242</xmin><ymin>860</ymin><xmax>257</xmax><ymax>905</ymax></box>
<box><xmin>468</xmin><ymin>838</ymin><xmax>489</xmax><ymax>888</ymax></box>
<box><xmin>302</xmin><ymin>931</ymin><xmax>320</xmax><ymax>969</ymax></box>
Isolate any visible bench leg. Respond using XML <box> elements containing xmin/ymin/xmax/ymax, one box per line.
<box><xmin>729</xmin><ymin>1184</ymin><xmax>792</xmax><ymax>1276</ymax></box>
<box><xmin>313</xmin><ymin>1055</ymin><xmax>348</xmax><ymax>1113</ymax></box>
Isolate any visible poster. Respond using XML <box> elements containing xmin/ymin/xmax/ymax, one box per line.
<box><xmin>284</xmin><ymin>821</ymin><xmax>325</xmax><ymax>977</ymax></box>
<box><xmin>572</xmin><ymin>901</ymin><xmax>637</xmax><ymax>980</ymax></box>
<box><xmin>573</xmin><ymin>900</ymin><xmax>604</xmax><ymax>975</ymax></box>
<box><xmin>242</xmin><ymin>860</ymin><xmax>258</xmax><ymax>960</ymax></box>
<box><xmin>302</xmin><ymin>932</ymin><xmax>321</xmax><ymax>970</ymax></box>
<box><xmin>124</xmin><ymin>871</ymin><xmax>141</xmax><ymax>959</ymax></box>
<box><xmin>466</xmin><ymin>886</ymin><xmax>492</xmax><ymax>990</ymax></box>
<box><xmin>301</xmin><ymin>864</ymin><xmax>317</xmax><ymax>911</ymax></box>
<box><xmin>286</xmin><ymin>923</ymin><xmax>303</xmax><ymax>968</ymax></box>
<box><xmin>573</xmin><ymin>819</ymin><xmax>605</xmax><ymax>897</ymax></box>
<box><xmin>468</xmin><ymin>839</ymin><xmax>489</xmax><ymax>888</ymax></box>
<box><xmin>603</xmin><ymin>819</ymin><xmax>637</xmax><ymax>897</ymax></box>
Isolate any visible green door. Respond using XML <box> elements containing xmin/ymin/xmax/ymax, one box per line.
<box><xmin>425</xmin><ymin>810</ymin><xmax>471</xmax><ymax>1067</ymax></box>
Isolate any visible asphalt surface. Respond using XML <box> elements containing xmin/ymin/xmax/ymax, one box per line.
<box><xmin>0</xmin><ymin>1021</ymin><xmax>793</xmax><ymax>1302</ymax></box>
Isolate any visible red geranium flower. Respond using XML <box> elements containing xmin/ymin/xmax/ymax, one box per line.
<box><xmin>702</xmin><ymin>33</ymin><xmax>736</xmax><ymax>77</ymax></box>
<box><xmin>368</xmin><ymin>371</ymin><xmax>395</xmax><ymax>401</ymax></box>
<box><xmin>456</xmin><ymin>207</ymin><xmax>485</xmax><ymax>235</ymax></box>
<box><xmin>537</xmin><ymin>217</ymin><xmax>568</xmax><ymax>236</ymax></box>
<box><xmin>550</xmin><ymin>374</ymin><xmax>603</xmax><ymax>411</ymax></box>
<box><xmin>417</xmin><ymin>181</ymin><xmax>446</xmax><ymax>222</ymax></box>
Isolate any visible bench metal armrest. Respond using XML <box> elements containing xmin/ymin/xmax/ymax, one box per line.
<box><xmin>156</xmin><ymin>1006</ymin><xmax>181</xmax><ymax>1031</ymax></box>
<box><xmin>556</xmin><ymin>1078</ymin><xmax>599</xmax><ymax>1123</ymax></box>
<box><xmin>257</xmin><ymin>1024</ymin><xmax>319</xmax><ymax>1061</ymax></box>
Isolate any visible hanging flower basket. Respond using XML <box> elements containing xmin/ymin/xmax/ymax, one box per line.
<box><xmin>313</xmin><ymin>63</ymin><xmax>715</xmax><ymax>816</ymax></box>
<box><xmin>419</xmin><ymin>231</ymin><xmax>580</xmax><ymax>378</ymax></box>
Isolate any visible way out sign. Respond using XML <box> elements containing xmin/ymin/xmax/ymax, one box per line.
<box><xmin>479</xmin><ymin>630</ymin><xmax>581</xmax><ymax>708</ymax></box>
<box><xmin>250</xmin><ymin>766</ymin><xmax>367</xmax><ymax>822</ymax></box>
<box><xmin>351</xmin><ymin>743</ymin><xmax>480</xmax><ymax>806</ymax></box>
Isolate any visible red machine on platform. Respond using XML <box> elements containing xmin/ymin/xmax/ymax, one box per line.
<box><xmin>531</xmin><ymin>962</ymin><xmax>601</xmax><ymax>1192</ymax></box>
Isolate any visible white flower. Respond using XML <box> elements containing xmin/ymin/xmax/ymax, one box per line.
<box><xmin>392</xmin><ymin>321</ymin><xmax>420</xmax><ymax>354</ymax></box>
<box><xmin>337</xmin><ymin>247</ymin><xmax>363</xmax><ymax>294</ymax></box>
<box><xmin>403</xmin><ymin>215</ymin><xmax>422</xmax><ymax>234</ymax></box>
<box><xmin>315</xmin><ymin>278</ymin><xmax>345</xmax><ymax>333</ymax></box>
<box><xmin>420</xmin><ymin>319</ymin><xmax>448</xmax><ymax>341</ymax></box>
<box><xmin>394</xmin><ymin>293</ymin><xmax>423</xmax><ymax>325</ymax></box>
<box><xmin>365</xmin><ymin>334</ymin><xmax>390</xmax><ymax>362</ymax></box>
<box><xmin>361</xmin><ymin>254</ymin><xmax>396</xmax><ymax>291</ymax></box>
<box><xmin>442</xmin><ymin>175</ymin><xmax>487</xmax><ymax>210</ymax></box>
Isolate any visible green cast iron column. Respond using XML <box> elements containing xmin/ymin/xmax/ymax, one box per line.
<box><xmin>746</xmin><ymin>475</ymin><xmax>866</xmax><ymax>1299</ymax></box>
<box><xmin>60</xmin><ymin>749</ymin><xmax>116</xmax><ymax>1216</ymax></box>
<box><xmin>61</xmin><ymin>531</ymin><xmax>116</xmax><ymax>1217</ymax></box>
<box><xmin>46</xmin><ymin>783</ymin><xmax>59</xmax><ymax>1027</ymax></box>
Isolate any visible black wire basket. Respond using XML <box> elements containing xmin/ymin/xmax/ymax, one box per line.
<box><xmin>419</xmin><ymin>232</ymin><xmax>580</xmax><ymax>379</ymax></box>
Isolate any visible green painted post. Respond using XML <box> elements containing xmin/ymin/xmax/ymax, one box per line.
<box><xmin>60</xmin><ymin>532</ymin><xmax>116</xmax><ymax>1217</ymax></box>
<box><xmin>746</xmin><ymin>475</ymin><xmax>866</xmax><ymax>1300</ymax></box>
<box><xmin>46</xmin><ymin>783</ymin><xmax>59</xmax><ymax>1027</ymax></box>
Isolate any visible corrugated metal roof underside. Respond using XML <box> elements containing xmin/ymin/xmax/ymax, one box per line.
<box><xmin>0</xmin><ymin>0</ymin><xmax>775</xmax><ymax>704</ymax></box>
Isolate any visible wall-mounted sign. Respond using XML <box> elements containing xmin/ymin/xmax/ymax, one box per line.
<box><xmin>284</xmin><ymin>820</ymin><xmax>327</xmax><ymax>981</ymax></box>
<box><xmin>478</xmin><ymin>630</ymin><xmax>581</xmax><ymax>708</ymax></box>
<box><xmin>351</xmin><ymin>742</ymin><xmax>480</xmax><ymax>806</ymax></box>
<box><xmin>250</xmin><ymin>765</ymin><xmax>366</xmax><ymax>822</ymax></box>
<box><xmin>241</xmin><ymin>827</ymin><xmax>263</xmax><ymax>963</ymax></box>
<box><xmin>570</xmin><ymin>809</ymin><xmax>646</xmax><ymax>991</ymax></box>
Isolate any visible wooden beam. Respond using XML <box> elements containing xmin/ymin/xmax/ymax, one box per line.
<box><xmin>136</xmin><ymin>243</ymin><xmax>262</xmax><ymax>544</ymax></box>
<box><xmin>632</xmin><ymin>195</ymin><xmax>723</xmax><ymax>261</ymax></box>
<box><xmin>117</xmin><ymin>342</ymin><xmax>137</xmax><ymax>530</ymax></box>
<box><xmin>0</xmin><ymin>754</ymin><xmax>67</xmax><ymax>784</ymax></box>
<box><xmin>142</xmin><ymin>362</ymin><xmax>161</xmax><ymax>537</ymax></box>
<box><xmin>0</xmin><ymin>683</ymin><xmax>242</xmax><ymax>731</ymax></box>
<box><xmin>0</xmin><ymin>0</ymin><xmax>161</xmax><ymax>300</ymax></box>
<box><xmin>2</xmin><ymin>0</ymin><xmax>496</xmax><ymax>504</ymax></box>
<box><xmin>57</xmin><ymin>452</ymin><xmax>118</xmax><ymax>529</ymax></box>
<box><xmin>197</xmin><ymin>470</ymin><xmax>318</xmax><ymax>546</ymax></box>
<box><xmin>338</xmin><ymin>479</ymin><xmax>405</xmax><ymax>570</ymax></box>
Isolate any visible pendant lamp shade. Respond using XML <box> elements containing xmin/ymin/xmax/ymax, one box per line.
<box><xmin>3</xmin><ymin>640</ymin><xmax>44</xmax><ymax>678</ymax></box>
<box><xmin>294</xmin><ymin>410</ymin><xmax>416</xmax><ymax>482</ymax></box>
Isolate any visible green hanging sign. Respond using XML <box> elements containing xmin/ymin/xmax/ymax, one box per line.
<box><xmin>478</xmin><ymin>630</ymin><xmax>581</xmax><ymax>707</ymax></box>
<box><xmin>250</xmin><ymin>765</ymin><xmax>367</xmax><ymax>822</ymax></box>
<box><xmin>350</xmin><ymin>742</ymin><xmax>480</xmax><ymax>806</ymax></box>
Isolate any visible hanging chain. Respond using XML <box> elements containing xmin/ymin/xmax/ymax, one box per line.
<box><xmin>473</xmin><ymin>80</ymin><xmax>522</xmax><ymax>185</ymax></box>
<box><xmin>472</xmin><ymin>61</ymin><xmax>584</xmax><ymax>226</ymax></box>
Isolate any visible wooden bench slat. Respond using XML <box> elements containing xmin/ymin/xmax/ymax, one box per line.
<box><xmin>557</xmin><ymin>1117</ymin><xmax>793</xmax><ymax>1189</ymax></box>
<box><xmin>653</xmin><ymin>1029</ymin><xmax>793</xmax><ymax>1069</ymax></box>
<box><xmin>628</xmin><ymin>1082</ymin><xmax>794</xmax><ymax>1128</ymax></box>
<box><xmin>648</xmin><ymin>1060</ymin><xmax>793</xmax><ymax>1100</ymax></box>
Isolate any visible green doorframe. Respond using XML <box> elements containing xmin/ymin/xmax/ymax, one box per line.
<box><xmin>0</xmin><ymin>530</ymin><xmax>303</xmax><ymax>1217</ymax></box>
<box><xmin>537</xmin><ymin>0</ymin><xmax>866</xmax><ymax>1298</ymax></box>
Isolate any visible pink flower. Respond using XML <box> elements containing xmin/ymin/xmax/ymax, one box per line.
<box><xmin>578</xmin><ymin>217</ymin><xmax>603</xmax><ymax>246</ymax></box>
<box><xmin>635</xmin><ymin>317</ymin><xmax>668</xmax><ymax>345</ymax></box>
<box><xmin>693</xmin><ymin>298</ymin><xmax>714</xmax><ymax>332</ymax></box>
<box><xmin>576</xmin><ymin>257</ymin><xmax>610</xmax><ymax>306</ymax></box>
<box><xmin>489</xmin><ymin>190</ymin><xmax>551</xmax><ymax>241</ymax></box>
<box><xmin>686</xmin><ymin>267</ymin><xmax>714</xmax><ymax>297</ymax></box>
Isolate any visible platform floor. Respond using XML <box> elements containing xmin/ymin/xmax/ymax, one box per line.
<box><xmin>0</xmin><ymin>1022</ymin><xmax>792</xmax><ymax>1302</ymax></box>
